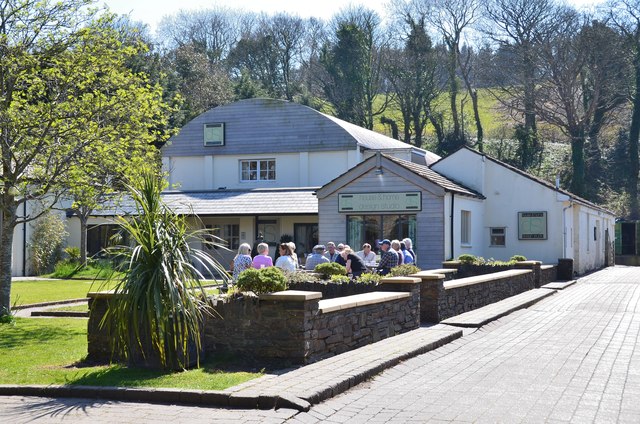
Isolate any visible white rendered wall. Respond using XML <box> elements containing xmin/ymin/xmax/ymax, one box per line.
<box><xmin>432</xmin><ymin>148</ymin><xmax>485</xmax><ymax>194</ymax></box>
<box><xmin>449</xmin><ymin>195</ymin><xmax>485</xmax><ymax>260</ymax></box>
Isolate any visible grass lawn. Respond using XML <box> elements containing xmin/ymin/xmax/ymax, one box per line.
<box><xmin>50</xmin><ymin>304</ymin><xmax>89</xmax><ymax>313</ymax></box>
<box><xmin>0</xmin><ymin>318</ymin><xmax>261</xmax><ymax>390</ymax></box>
<box><xmin>11</xmin><ymin>279</ymin><xmax>221</xmax><ymax>307</ymax></box>
<box><xmin>10</xmin><ymin>279</ymin><xmax>117</xmax><ymax>306</ymax></box>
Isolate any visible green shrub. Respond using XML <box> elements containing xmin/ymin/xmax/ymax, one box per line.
<box><xmin>510</xmin><ymin>255</ymin><xmax>527</xmax><ymax>262</ymax></box>
<box><xmin>29</xmin><ymin>212</ymin><xmax>68</xmax><ymax>275</ymax></box>
<box><xmin>314</xmin><ymin>262</ymin><xmax>347</xmax><ymax>279</ymax></box>
<box><xmin>389</xmin><ymin>264</ymin><xmax>421</xmax><ymax>277</ymax></box>
<box><xmin>236</xmin><ymin>267</ymin><xmax>287</xmax><ymax>294</ymax></box>
<box><xmin>457</xmin><ymin>254</ymin><xmax>478</xmax><ymax>264</ymax></box>
<box><xmin>356</xmin><ymin>272</ymin><xmax>382</xmax><ymax>285</ymax></box>
<box><xmin>51</xmin><ymin>261</ymin><xmax>78</xmax><ymax>278</ymax></box>
<box><xmin>64</xmin><ymin>246</ymin><xmax>81</xmax><ymax>263</ymax></box>
<box><xmin>330</xmin><ymin>274</ymin><xmax>350</xmax><ymax>284</ymax></box>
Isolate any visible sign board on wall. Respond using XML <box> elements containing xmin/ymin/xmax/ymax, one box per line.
<box><xmin>338</xmin><ymin>192</ymin><xmax>422</xmax><ymax>213</ymax></box>
<box><xmin>518</xmin><ymin>211</ymin><xmax>547</xmax><ymax>240</ymax></box>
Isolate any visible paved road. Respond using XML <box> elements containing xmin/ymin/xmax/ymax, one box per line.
<box><xmin>2</xmin><ymin>266</ymin><xmax>639</xmax><ymax>423</ymax></box>
<box><xmin>292</xmin><ymin>266</ymin><xmax>640</xmax><ymax>423</ymax></box>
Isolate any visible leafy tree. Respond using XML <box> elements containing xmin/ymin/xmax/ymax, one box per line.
<box><xmin>0</xmin><ymin>1</ymin><xmax>170</xmax><ymax>317</ymax></box>
<box><xmin>385</xmin><ymin>10</ymin><xmax>441</xmax><ymax>146</ymax></box>
<box><xmin>320</xmin><ymin>6</ymin><xmax>389</xmax><ymax>129</ymax></box>
<box><xmin>29</xmin><ymin>212</ymin><xmax>68</xmax><ymax>275</ymax></box>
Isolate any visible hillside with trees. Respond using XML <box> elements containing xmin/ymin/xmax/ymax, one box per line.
<box><xmin>134</xmin><ymin>0</ymin><xmax>640</xmax><ymax>219</ymax></box>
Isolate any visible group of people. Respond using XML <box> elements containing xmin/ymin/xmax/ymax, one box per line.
<box><xmin>377</xmin><ymin>238</ymin><xmax>416</xmax><ymax>275</ymax></box>
<box><xmin>305</xmin><ymin>238</ymin><xmax>416</xmax><ymax>277</ymax></box>
<box><xmin>231</xmin><ymin>241</ymin><xmax>299</xmax><ymax>283</ymax></box>
<box><xmin>230</xmin><ymin>237</ymin><xmax>417</xmax><ymax>285</ymax></box>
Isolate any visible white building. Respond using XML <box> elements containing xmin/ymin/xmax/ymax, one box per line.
<box><xmin>11</xmin><ymin>99</ymin><xmax>615</xmax><ymax>276</ymax></box>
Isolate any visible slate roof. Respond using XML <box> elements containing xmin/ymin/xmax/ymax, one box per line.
<box><xmin>91</xmin><ymin>188</ymin><xmax>319</xmax><ymax>217</ymax></box>
<box><xmin>432</xmin><ymin>147</ymin><xmax>614</xmax><ymax>214</ymax></box>
<box><xmin>384</xmin><ymin>155</ymin><xmax>484</xmax><ymax>198</ymax></box>
<box><xmin>161</xmin><ymin>98</ymin><xmax>435</xmax><ymax>159</ymax></box>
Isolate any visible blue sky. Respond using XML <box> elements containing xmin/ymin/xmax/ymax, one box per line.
<box><xmin>102</xmin><ymin>0</ymin><xmax>604</xmax><ymax>32</ymax></box>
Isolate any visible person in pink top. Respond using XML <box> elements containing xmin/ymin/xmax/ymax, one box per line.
<box><xmin>252</xmin><ymin>242</ymin><xmax>273</xmax><ymax>269</ymax></box>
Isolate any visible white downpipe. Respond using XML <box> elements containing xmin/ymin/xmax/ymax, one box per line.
<box><xmin>562</xmin><ymin>201</ymin><xmax>574</xmax><ymax>258</ymax></box>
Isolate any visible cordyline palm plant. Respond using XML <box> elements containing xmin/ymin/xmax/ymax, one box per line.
<box><xmin>101</xmin><ymin>170</ymin><xmax>229</xmax><ymax>370</ymax></box>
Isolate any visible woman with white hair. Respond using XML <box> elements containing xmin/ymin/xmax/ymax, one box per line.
<box><xmin>402</xmin><ymin>238</ymin><xmax>416</xmax><ymax>263</ymax></box>
<box><xmin>232</xmin><ymin>243</ymin><xmax>253</xmax><ymax>283</ymax></box>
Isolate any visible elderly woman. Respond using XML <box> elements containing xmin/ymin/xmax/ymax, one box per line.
<box><xmin>402</xmin><ymin>238</ymin><xmax>416</xmax><ymax>263</ymax></box>
<box><xmin>232</xmin><ymin>243</ymin><xmax>253</xmax><ymax>283</ymax></box>
<box><xmin>275</xmin><ymin>242</ymin><xmax>297</xmax><ymax>272</ymax></box>
<box><xmin>252</xmin><ymin>242</ymin><xmax>273</xmax><ymax>269</ymax></box>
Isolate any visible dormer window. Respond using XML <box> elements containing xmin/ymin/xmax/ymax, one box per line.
<box><xmin>204</xmin><ymin>123</ymin><xmax>224</xmax><ymax>146</ymax></box>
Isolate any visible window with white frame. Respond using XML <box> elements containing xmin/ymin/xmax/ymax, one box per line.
<box><xmin>461</xmin><ymin>210</ymin><xmax>471</xmax><ymax>245</ymax></box>
<box><xmin>204</xmin><ymin>123</ymin><xmax>224</xmax><ymax>146</ymax></box>
<box><xmin>240</xmin><ymin>159</ymin><xmax>276</xmax><ymax>181</ymax></box>
<box><xmin>490</xmin><ymin>227</ymin><xmax>506</xmax><ymax>247</ymax></box>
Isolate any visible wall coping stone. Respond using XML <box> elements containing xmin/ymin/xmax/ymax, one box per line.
<box><xmin>259</xmin><ymin>290</ymin><xmax>323</xmax><ymax>301</ymax></box>
<box><xmin>514</xmin><ymin>260</ymin><xmax>542</xmax><ymax>267</ymax></box>
<box><xmin>87</xmin><ymin>290</ymin><xmax>116</xmax><ymax>299</ymax></box>
<box><xmin>540</xmin><ymin>264</ymin><xmax>555</xmax><ymax>270</ymax></box>
<box><xmin>410</xmin><ymin>272</ymin><xmax>445</xmax><ymax>280</ymax></box>
<box><xmin>422</xmin><ymin>268</ymin><xmax>457</xmax><ymax>275</ymax></box>
<box><xmin>319</xmin><ymin>291</ymin><xmax>410</xmax><ymax>313</ymax></box>
<box><xmin>444</xmin><ymin>269</ymin><xmax>531</xmax><ymax>290</ymax></box>
<box><xmin>379</xmin><ymin>276</ymin><xmax>421</xmax><ymax>284</ymax></box>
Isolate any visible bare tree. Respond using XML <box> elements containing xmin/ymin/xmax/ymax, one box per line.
<box><xmin>535</xmin><ymin>10</ymin><xmax>627</xmax><ymax>197</ymax></box>
<box><xmin>609</xmin><ymin>0</ymin><xmax>640</xmax><ymax>219</ymax></box>
<box><xmin>428</xmin><ymin>0</ymin><xmax>481</xmax><ymax>151</ymax></box>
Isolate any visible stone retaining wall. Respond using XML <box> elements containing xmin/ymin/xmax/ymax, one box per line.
<box><xmin>87</xmin><ymin>277</ymin><xmax>420</xmax><ymax>366</ymax></box>
<box><xmin>412</xmin><ymin>269</ymin><xmax>535</xmax><ymax>323</ymax></box>
<box><xmin>288</xmin><ymin>280</ymin><xmax>377</xmax><ymax>299</ymax></box>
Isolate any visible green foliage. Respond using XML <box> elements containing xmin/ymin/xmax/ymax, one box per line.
<box><xmin>64</xmin><ymin>247</ymin><xmax>82</xmax><ymax>263</ymax></box>
<box><xmin>457</xmin><ymin>254</ymin><xmax>478</xmax><ymax>264</ymax></box>
<box><xmin>389</xmin><ymin>264</ymin><xmax>421</xmax><ymax>277</ymax></box>
<box><xmin>29</xmin><ymin>213</ymin><xmax>68</xmax><ymax>276</ymax></box>
<box><xmin>330</xmin><ymin>275</ymin><xmax>351</xmax><ymax>284</ymax></box>
<box><xmin>510</xmin><ymin>255</ymin><xmax>527</xmax><ymax>262</ymax></box>
<box><xmin>355</xmin><ymin>272</ymin><xmax>382</xmax><ymax>285</ymax></box>
<box><xmin>235</xmin><ymin>267</ymin><xmax>288</xmax><ymax>295</ymax></box>
<box><xmin>0</xmin><ymin>2</ymin><xmax>174</xmax><ymax>316</ymax></box>
<box><xmin>314</xmin><ymin>262</ymin><xmax>347</xmax><ymax>279</ymax></box>
<box><xmin>103</xmin><ymin>171</ymin><xmax>228</xmax><ymax>370</ymax></box>
<box><xmin>50</xmin><ymin>259</ymin><xmax>117</xmax><ymax>280</ymax></box>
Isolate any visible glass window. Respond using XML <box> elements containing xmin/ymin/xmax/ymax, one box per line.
<box><xmin>204</xmin><ymin>123</ymin><xmax>224</xmax><ymax>146</ymax></box>
<box><xmin>461</xmin><ymin>210</ymin><xmax>471</xmax><ymax>245</ymax></box>
<box><xmin>346</xmin><ymin>215</ymin><xmax>416</xmax><ymax>252</ymax></box>
<box><xmin>490</xmin><ymin>227</ymin><xmax>506</xmax><ymax>247</ymax></box>
<box><xmin>240</xmin><ymin>159</ymin><xmax>276</xmax><ymax>182</ymax></box>
<box><xmin>206</xmin><ymin>224</ymin><xmax>239</xmax><ymax>250</ymax></box>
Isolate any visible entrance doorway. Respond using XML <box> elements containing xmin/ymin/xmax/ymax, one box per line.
<box><xmin>621</xmin><ymin>222</ymin><xmax>637</xmax><ymax>255</ymax></box>
<box><xmin>294</xmin><ymin>223</ymin><xmax>318</xmax><ymax>264</ymax></box>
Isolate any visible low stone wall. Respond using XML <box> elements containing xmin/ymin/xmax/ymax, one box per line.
<box><xmin>87</xmin><ymin>277</ymin><xmax>420</xmax><ymax>366</ymax></box>
<box><xmin>411</xmin><ymin>269</ymin><xmax>535</xmax><ymax>323</ymax></box>
<box><xmin>310</xmin><ymin>278</ymin><xmax>420</xmax><ymax>361</ymax></box>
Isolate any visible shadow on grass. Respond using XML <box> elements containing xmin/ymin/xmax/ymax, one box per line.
<box><xmin>0</xmin><ymin>323</ymin><xmax>84</xmax><ymax>349</ymax></box>
<box><xmin>65</xmin><ymin>353</ymin><xmax>270</xmax><ymax>389</ymax></box>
